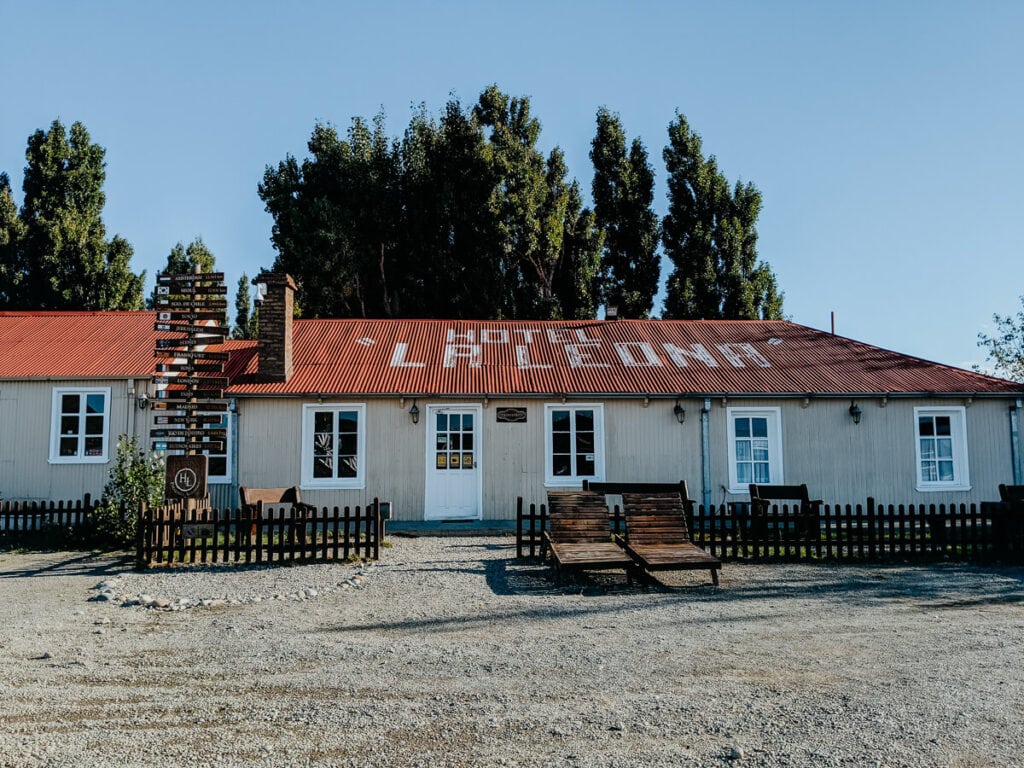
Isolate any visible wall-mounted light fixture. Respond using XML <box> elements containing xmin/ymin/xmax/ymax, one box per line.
<box><xmin>849</xmin><ymin>401</ymin><xmax>862</xmax><ymax>425</ymax></box>
<box><xmin>136</xmin><ymin>393</ymin><xmax>150</xmax><ymax>410</ymax></box>
<box><xmin>673</xmin><ymin>398</ymin><xmax>686</xmax><ymax>425</ymax></box>
<box><xmin>409</xmin><ymin>399</ymin><xmax>420</xmax><ymax>425</ymax></box>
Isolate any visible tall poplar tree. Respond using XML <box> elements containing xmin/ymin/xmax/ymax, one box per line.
<box><xmin>661</xmin><ymin>113</ymin><xmax>782</xmax><ymax>320</ymax></box>
<box><xmin>590</xmin><ymin>108</ymin><xmax>661</xmax><ymax>318</ymax></box>
<box><xmin>0</xmin><ymin>120</ymin><xmax>144</xmax><ymax>310</ymax></box>
<box><xmin>233</xmin><ymin>272</ymin><xmax>258</xmax><ymax>339</ymax></box>
<box><xmin>0</xmin><ymin>173</ymin><xmax>26</xmax><ymax>306</ymax></box>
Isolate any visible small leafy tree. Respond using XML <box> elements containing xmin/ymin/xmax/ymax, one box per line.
<box><xmin>94</xmin><ymin>436</ymin><xmax>164</xmax><ymax>548</ymax></box>
<box><xmin>978</xmin><ymin>296</ymin><xmax>1024</xmax><ymax>382</ymax></box>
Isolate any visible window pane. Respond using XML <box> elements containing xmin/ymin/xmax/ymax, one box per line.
<box><xmin>85</xmin><ymin>415</ymin><xmax>104</xmax><ymax>436</ymax></box>
<box><xmin>462</xmin><ymin>452</ymin><xmax>473</xmax><ymax>469</ymax></box>
<box><xmin>338</xmin><ymin>411</ymin><xmax>358</xmax><ymax>432</ymax></box>
<box><xmin>754</xmin><ymin>463</ymin><xmax>771</xmax><ymax>483</ymax></box>
<box><xmin>918</xmin><ymin>417</ymin><xmax>934</xmax><ymax>437</ymax></box>
<box><xmin>435</xmin><ymin>434</ymin><xmax>448</xmax><ymax>451</ymax></box>
<box><xmin>208</xmin><ymin>457</ymin><xmax>227</xmax><ymax>476</ymax></box>
<box><xmin>553</xmin><ymin>454</ymin><xmax>572</xmax><ymax>476</ymax></box>
<box><xmin>935</xmin><ymin>417</ymin><xmax>951</xmax><ymax>436</ymax></box>
<box><xmin>921</xmin><ymin>463</ymin><xmax>937</xmax><ymax>482</ymax></box>
<box><xmin>61</xmin><ymin>394</ymin><xmax>79</xmax><ymax>413</ymax></box>
<box><xmin>61</xmin><ymin>415</ymin><xmax>79</xmax><ymax>435</ymax></box>
<box><xmin>450</xmin><ymin>433</ymin><xmax>461</xmax><ymax>450</ymax></box>
<box><xmin>449</xmin><ymin>414</ymin><xmax>461</xmax><ymax>431</ymax></box>
<box><xmin>736</xmin><ymin>441</ymin><xmax>751</xmax><ymax>461</ymax></box>
<box><xmin>314</xmin><ymin>411</ymin><xmax>333</xmax><ymax>434</ymax></box>
<box><xmin>463</xmin><ymin>433</ymin><xmax>473</xmax><ymax>450</ymax></box>
<box><xmin>751</xmin><ymin>418</ymin><xmax>768</xmax><ymax>438</ymax></box>
<box><xmin>552</xmin><ymin>433</ymin><xmax>571</xmax><ymax>453</ymax></box>
<box><xmin>436</xmin><ymin>413</ymin><xmax>447</xmax><ymax>432</ymax></box>
<box><xmin>575</xmin><ymin>410</ymin><xmax>594</xmax><ymax>431</ymax></box>
<box><xmin>920</xmin><ymin>439</ymin><xmax>935</xmax><ymax>460</ymax></box>
<box><xmin>938</xmin><ymin>461</ymin><xmax>954</xmax><ymax>482</ymax></box>
<box><xmin>338</xmin><ymin>457</ymin><xmax>357</xmax><ymax>478</ymax></box>
<box><xmin>752</xmin><ymin>440</ymin><xmax>769</xmax><ymax>462</ymax></box>
<box><xmin>737</xmin><ymin>463</ymin><xmax>752</xmax><ymax>484</ymax></box>
<box><xmin>314</xmin><ymin>456</ymin><xmax>333</xmax><ymax>478</ymax></box>
<box><xmin>462</xmin><ymin>413</ymin><xmax>473</xmax><ymax>430</ymax></box>
<box><xmin>576</xmin><ymin>454</ymin><xmax>595</xmax><ymax>476</ymax></box>
<box><xmin>735</xmin><ymin>418</ymin><xmax>750</xmax><ymax>438</ymax></box>
<box><xmin>339</xmin><ymin>435</ymin><xmax>357</xmax><ymax>456</ymax></box>
<box><xmin>86</xmin><ymin>394</ymin><xmax>104</xmax><ymax>414</ymax></box>
<box><xmin>937</xmin><ymin>439</ymin><xmax>952</xmax><ymax>459</ymax></box>
<box><xmin>551</xmin><ymin>410</ymin><xmax>570</xmax><ymax>431</ymax></box>
<box><xmin>576</xmin><ymin>433</ymin><xmax>594</xmax><ymax>453</ymax></box>
<box><xmin>59</xmin><ymin>437</ymin><xmax>78</xmax><ymax>456</ymax></box>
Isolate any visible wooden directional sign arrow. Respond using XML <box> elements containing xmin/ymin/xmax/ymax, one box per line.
<box><xmin>157</xmin><ymin>390</ymin><xmax>226</xmax><ymax>401</ymax></box>
<box><xmin>154</xmin><ymin>440</ymin><xmax>225</xmax><ymax>453</ymax></box>
<box><xmin>155</xmin><ymin>362</ymin><xmax>225</xmax><ymax>374</ymax></box>
<box><xmin>153</xmin><ymin>376</ymin><xmax>229</xmax><ymax>389</ymax></box>
<box><xmin>157</xmin><ymin>272</ymin><xmax>226</xmax><ymax>284</ymax></box>
<box><xmin>155</xmin><ymin>284</ymin><xmax>228</xmax><ymax>296</ymax></box>
<box><xmin>151</xmin><ymin>428</ymin><xmax>228</xmax><ymax>440</ymax></box>
<box><xmin>156</xmin><ymin>311</ymin><xmax>227</xmax><ymax>323</ymax></box>
<box><xmin>153</xmin><ymin>349</ymin><xmax>230</xmax><ymax>361</ymax></box>
<box><xmin>154</xmin><ymin>322</ymin><xmax>229</xmax><ymax>335</ymax></box>
<box><xmin>154</xmin><ymin>414</ymin><xmax>225</xmax><ymax>425</ymax></box>
<box><xmin>155</xmin><ymin>298</ymin><xmax>229</xmax><ymax>310</ymax></box>
<box><xmin>152</xmin><ymin>401</ymin><xmax>229</xmax><ymax>412</ymax></box>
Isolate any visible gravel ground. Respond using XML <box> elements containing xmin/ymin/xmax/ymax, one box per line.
<box><xmin>1</xmin><ymin>535</ymin><xmax>1023</xmax><ymax>768</ymax></box>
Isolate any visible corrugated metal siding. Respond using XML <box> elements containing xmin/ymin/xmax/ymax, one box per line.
<box><xmin>227</xmin><ymin>319</ymin><xmax>1022</xmax><ymax>397</ymax></box>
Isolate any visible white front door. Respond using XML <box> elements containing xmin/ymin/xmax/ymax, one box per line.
<box><xmin>424</xmin><ymin>404</ymin><xmax>482</xmax><ymax>520</ymax></box>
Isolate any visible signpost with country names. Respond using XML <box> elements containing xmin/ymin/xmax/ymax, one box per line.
<box><xmin>150</xmin><ymin>271</ymin><xmax>232</xmax><ymax>502</ymax></box>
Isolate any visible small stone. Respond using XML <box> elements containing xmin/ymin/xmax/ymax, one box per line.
<box><xmin>139</xmin><ymin>594</ymin><xmax>154</xmax><ymax>606</ymax></box>
<box><xmin>303</xmin><ymin>588</ymin><xmax>318</xmax><ymax>598</ymax></box>
<box><xmin>729</xmin><ymin>746</ymin><xmax>744</xmax><ymax>760</ymax></box>
<box><xmin>94</xmin><ymin>618</ymin><xmax>111</xmax><ymax>625</ymax></box>
<box><xmin>37</xmin><ymin>651</ymin><xmax>53</xmax><ymax>660</ymax></box>
<box><xmin>93</xmin><ymin>629</ymin><xmax>106</xmax><ymax>635</ymax></box>
<box><xmin>153</xmin><ymin>598</ymin><xmax>171</xmax><ymax>609</ymax></box>
<box><xmin>609</xmin><ymin>723</ymin><xmax>624</xmax><ymax>732</ymax></box>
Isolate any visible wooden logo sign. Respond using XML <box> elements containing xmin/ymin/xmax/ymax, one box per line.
<box><xmin>165</xmin><ymin>454</ymin><xmax>208</xmax><ymax>499</ymax></box>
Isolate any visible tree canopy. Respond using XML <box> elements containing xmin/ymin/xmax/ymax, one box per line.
<box><xmin>590</xmin><ymin>108</ymin><xmax>661</xmax><ymax>318</ymax></box>
<box><xmin>977</xmin><ymin>296</ymin><xmax>1024</xmax><ymax>382</ymax></box>
<box><xmin>0</xmin><ymin>120</ymin><xmax>144</xmax><ymax>310</ymax></box>
<box><xmin>259</xmin><ymin>87</ymin><xmax>605</xmax><ymax>320</ymax></box>
<box><xmin>661</xmin><ymin>113</ymin><xmax>782</xmax><ymax>320</ymax></box>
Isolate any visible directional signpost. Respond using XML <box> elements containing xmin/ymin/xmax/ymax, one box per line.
<box><xmin>150</xmin><ymin>271</ymin><xmax>232</xmax><ymax>504</ymax></box>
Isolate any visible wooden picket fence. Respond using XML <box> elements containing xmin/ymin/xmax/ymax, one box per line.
<box><xmin>516</xmin><ymin>497</ymin><xmax>1023</xmax><ymax>563</ymax></box>
<box><xmin>136</xmin><ymin>501</ymin><xmax>383</xmax><ymax>567</ymax></box>
<box><xmin>0</xmin><ymin>496</ymin><xmax>99</xmax><ymax>542</ymax></box>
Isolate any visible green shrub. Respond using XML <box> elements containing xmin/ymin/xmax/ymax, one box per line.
<box><xmin>93</xmin><ymin>436</ymin><xmax>164</xmax><ymax>548</ymax></box>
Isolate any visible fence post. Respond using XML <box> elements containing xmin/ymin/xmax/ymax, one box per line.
<box><xmin>516</xmin><ymin>497</ymin><xmax>523</xmax><ymax>559</ymax></box>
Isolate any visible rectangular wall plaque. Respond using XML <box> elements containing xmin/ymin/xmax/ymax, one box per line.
<box><xmin>496</xmin><ymin>407</ymin><xmax>527</xmax><ymax>423</ymax></box>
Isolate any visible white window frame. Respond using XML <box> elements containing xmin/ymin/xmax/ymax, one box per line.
<box><xmin>727</xmin><ymin>407</ymin><xmax>784</xmax><ymax>494</ymax></box>
<box><xmin>49</xmin><ymin>386</ymin><xmax>111</xmax><ymax>464</ymax></box>
<box><xmin>543</xmin><ymin>403</ymin><xmax>605</xmax><ymax>487</ymax></box>
<box><xmin>913</xmin><ymin>406</ymin><xmax>970</xmax><ymax>492</ymax></box>
<box><xmin>300</xmin><ymin>403</ymin><xmax>366</xmax><ymax>490</ymax></box>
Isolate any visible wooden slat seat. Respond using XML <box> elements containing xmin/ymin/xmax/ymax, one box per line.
<box><xmin>239</xmin><ymin>486</ymin><xmax>316</xmax><ymax>541</ymax></box>
<box><xmin>544</xmin><ymin>490</ymin><xmax>635</xmax><ymax>583</ymax></box>
<box><xmin>748</xmin><ymin>483</ymin><xmax>822</xmax><ymax>539</ymax></box>
<box><xmin>619</xmin><ymin>492</ymin><xmax>721</xmax><ymax>586</ymax></box>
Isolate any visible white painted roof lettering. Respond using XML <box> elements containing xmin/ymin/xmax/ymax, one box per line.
<box><xmin>716</xmin><ymin>343</ymin><xmax>771</xmax><ymax>368</ymax></box>
<box><xmin>480</xmin><ymin>329</ymin><xmax>508</xmax><ymax>344</ymax></box>
<box><xmin>566</xmin><ymin>342</ymin><xmax>610</xmax><ymax>369</ymax></box>
<box><xmin>662</xmin><ymin>343</ymin><xmax>720</xmax><ymax>369</ymax></box>
<box><xmin>443</xmin><ymin>344</ymin><xmax>482</xmax><ymax>368</ymax></box>
<box><xmin>614</xmin><ymin>342</ymin><xmax>663</xmax><ymax>367</ymax></box>
<box><xmin>446</xmin><ymin>329</ymin><xmax>474</xmax><ymax>343</ymax></box>
<box><xmin>389</xmin><ymin>342</ymin><xmax>426</xmax><ymax>368</ymax></box>
<box><xmin>516</xmin><ymin>345</ymin><xmax>552</xmax><ymax>370</ymax></box>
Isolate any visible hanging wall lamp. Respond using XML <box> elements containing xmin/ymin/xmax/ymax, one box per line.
<box><xmin>849</xmin><ymin>401</ymin><xmax>862</xmax><ymax>425</ymax></box>
<box><xmin>409</xmin><ymin>399</ymin><xmax>420</xmax><ymax>425</ymax></box>
<box><xmin>673</xmin><ymin>398</ymin><xmax>686</xmax><ymax>425</ymax></box>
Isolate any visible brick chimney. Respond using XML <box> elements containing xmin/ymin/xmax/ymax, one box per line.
<box><xmin>253</xmin><ymin>272</ymin><xmax>296</xmax><ymax>382</ymax></box>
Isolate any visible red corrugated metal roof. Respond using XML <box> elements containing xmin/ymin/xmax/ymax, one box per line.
<box><xmin>227</xmin><ymin>319</ymin><xmax>1022</xmax><ymax>397</ymax></box>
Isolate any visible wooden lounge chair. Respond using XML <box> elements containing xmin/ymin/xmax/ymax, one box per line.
<box><xmin>239</xmin><ymin>486</ymin><xmax>316</xmax><ymax>542</ymax></box>
<box><xmin>618</xmin><ymin>492</ymin><xmax>721</xmax><ymax>586</ymax></box>
<box><xmin>748</xmin><ymin>483</ymin><xmax>822</xmax><ymax>540</ymax></box>
<box><xmin>544</xmin><ymin>490</ymin><xmax>635</xmax><ymax>584</ymax></box>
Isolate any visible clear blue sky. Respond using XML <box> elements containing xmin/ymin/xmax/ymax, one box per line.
<box><xmin>2</xmin><ymin>1</ymin><xmax>1021</xmax><ymax>371</ymax></box>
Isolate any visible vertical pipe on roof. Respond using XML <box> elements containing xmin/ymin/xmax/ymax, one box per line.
<box><xmin>701</xmin><ymin>398</ymin><xmax>712</xmax><ymax>510</ymax></box>
<box><xmin>1011</xmin><ymin>399</ymin><xmax>1022</xmax><ymax>485</ymax></box>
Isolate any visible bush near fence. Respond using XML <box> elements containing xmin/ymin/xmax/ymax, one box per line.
<box><xmin>516</xmin><ymin>497</ymin><xmax>1024</xmax><ymax>564</ymax></box>
<box><xmin>136</xmin><ymin>501</ymin><xmax>384</xmax><ymax>567</ymax></box>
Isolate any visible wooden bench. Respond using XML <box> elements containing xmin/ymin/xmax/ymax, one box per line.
<box><xmin>748</xmin><ymin>483</ymin><xmax>822</xmax><ymax>539</ymax></box>
<box><xmin>544</xmin><ymin>490</ymin><xmax>635</xmax><ymax>584</ymax></box>
<box><xmin>618</xmin><ymin>491</ymin><xmax>721</xmax><ymax>586</ymax></box>
<box><xmin>239</xmin><ymin>486</ymin><xmax>316</xmax><ymax>542</ymax></box>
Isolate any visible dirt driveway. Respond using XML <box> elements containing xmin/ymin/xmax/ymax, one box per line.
<box><xmin>1</xmin><ymin>536</ymin><xmax>1022</xmax><ymax>767</ymax></box>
